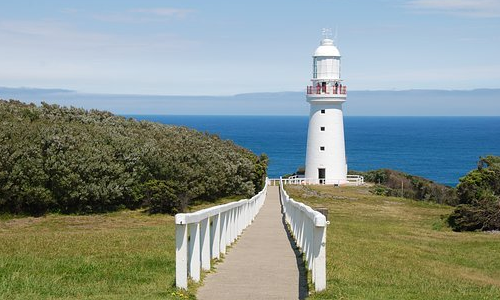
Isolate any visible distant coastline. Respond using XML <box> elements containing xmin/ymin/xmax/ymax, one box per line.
<box><xmin>1</xmin><ymin>86</ymin><xmax>500</xmax><ymax>116</ymax></box>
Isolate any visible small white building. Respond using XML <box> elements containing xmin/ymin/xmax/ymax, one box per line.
<box><xmin>304</xmin><ymin>34</ymin><xmax>348</xmax><ymax>185</ymax></box>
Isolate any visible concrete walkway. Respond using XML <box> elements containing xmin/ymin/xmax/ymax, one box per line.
<box><xmin>197</xmin><ymin>186</ymin><xmax>308</xmax><ymax>300</ymax></box>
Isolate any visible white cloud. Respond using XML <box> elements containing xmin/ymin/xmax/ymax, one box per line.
<box><xmin>94</xmin><ymin>7</ymin><xmax>195</xmax><ymax>23</ymax></box>
<box><xmin>407</xmin><ymin>0</ymin><xmax>500</xmax><ymax>17</ymax></box>
<box><xmin>0</xmin><ymin>20</ymin><xmax>201</xmax><ymax>94</ymax></box>
<box><xmin>131</xmin><ymin>8</ymin><xmax>194</xmax><ymax>18</ymax></box>
<box><xmin>0</xmin><ymin>20</ymin><xmax>196</xmax><ymax>56</ymax></box>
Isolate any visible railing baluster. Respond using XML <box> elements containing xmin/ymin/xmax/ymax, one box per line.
<box><xmin>229</xmin><ymin>209</ymin><xmax>235</xmax><ymax>244</ymax></box>
<box><xmin>211</xmin><ymin>213</ymin><xmax>220</xmax><ymax>259</ymax></box>
<box><xmin>200</xmin><ymin>218</ymin><xmax>210</xmax><ymax>271</ymax></box>
<box><xmin>188</xmin><ymin>222</ymin><xmax>201</xmax><ymax>282</ymax></box>
<box><xmin>175</xmin><ymin>224</ymin><xmax>188</xmax><ymax>289</ymax></box>
<box><xmin>313</xmin><ymin>224</ymin><xmax>326</xmax><ymax>290</ymax></box>
<box><xmin>219</xmin><ymin>211</ymin><xmax>227</xmax><ymax>255</ymax></box>
<box><xmin>225</xmin><ymin>209</ymin><xmax>231</xmax><ymax>246</ymax></box>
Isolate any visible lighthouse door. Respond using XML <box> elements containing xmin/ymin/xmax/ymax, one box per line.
<box><xmin>318</xmin><ymin>168</ymin><xmax>326</xmax><ymax>184</ymax></box>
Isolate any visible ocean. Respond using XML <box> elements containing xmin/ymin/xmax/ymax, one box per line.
<box><xmin>127</xmin><ymin>116</ymin><xmax>500</xmax><ymax>187</ymax></box>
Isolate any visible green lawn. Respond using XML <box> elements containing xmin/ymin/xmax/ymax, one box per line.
<box><xmin>0</xmin><ymin>197</ymin><xmax>242</xmax><ymax>300</ymax></box>
<box><xmin>0</xmin><ymin>210</ymin><xmax>187</xmax><ymax>300</ymax></box>
<box><xmin>3</xmin><ymin>186</ymin><xmax>499</xmax><ymax>300</ymax></box>
<box><xmin>0</xmin><ymin>195</ymin><xmax>243</xmax><ymax>300</ymax></box>
<box><xmin>285</xmin><ymin>184</ymin><xmax>500</xmax><ymax>300</ymax></box>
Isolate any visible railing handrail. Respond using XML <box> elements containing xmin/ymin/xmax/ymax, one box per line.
<box><xmin>281</xmin><ymin>186</ymin><xmax>327</xmax><ymax>227</ymax></box>
<box><xmin>279</xmin><ymin>177</ymin><xmax>327</xmax><ymax>291</ymax></box>
<box><xmin>175</xmin><ymin>179</ymin><xmax>269</xmax><ymax>290</ymax></box>
<box><xmin>175</xmin><ymin>192</ymin><xmax>265</xmax><ymax>225</ymax></box>
<box><xmin>306</xmin><ymin>85</ymin><xmax>347</xmax><ymax>95</ymax></box>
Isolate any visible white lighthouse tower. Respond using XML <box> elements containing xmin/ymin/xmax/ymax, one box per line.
<box><xmin>304</xmin><ymin>30</ymin><xmax>348</xmax><ymax>185</ymax></box>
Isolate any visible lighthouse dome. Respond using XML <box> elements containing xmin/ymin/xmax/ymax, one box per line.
<box><xmin>314</xmin><ymin>38</ymin><xmax>340</xmax><ymax>57</ymax></box>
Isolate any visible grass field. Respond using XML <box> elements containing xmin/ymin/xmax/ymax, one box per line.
<box><xmin>0</xmin><ymin>210</ymin><xmax>185</xmax><ymax>300</ymax></box>
<box><xmin>0</xmin><ymin>196</ymin><xmax>243</xmax><ymax>300</ymax></box>
<box><xmin>285</xmin><ymin>185</ymin><xmax>500</xmax><ymax>300</ymax></box>
<box><xmin>3</xmin><ymin>186</ymin><xmax>500</xmax><ymax>300</ymax></box>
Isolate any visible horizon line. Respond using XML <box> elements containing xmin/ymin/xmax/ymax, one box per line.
<box><xmin>123</xmin><ymin>114</ymin><xmax>500</xmax><ymax>117</ymax></box>
<box><xmin>2</xmin><ymin>85</ymin><xmax>500</xmax><ymax>98</ymax></box>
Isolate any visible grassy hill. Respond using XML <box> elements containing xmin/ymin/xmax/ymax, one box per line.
<box><xmin>285</xmin><ymin>185</ymin><xmax>500</xmax><ymax>300</ymax></box>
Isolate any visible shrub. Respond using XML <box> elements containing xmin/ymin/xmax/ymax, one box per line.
<box><xmin>360</xmin><ymin>169</ymin><xmax>457</xmax><ymax>205</ymax></box>
<box><xmin>370</xmin><ymin>185</ymin><xmax>392</xmax><ymax>196</ymax></box>
<box><xmin>0</xmin><ymin>100</ymin><xmax>268</xmax><ymax>215</ymax></box>
<box><xmin>143</xmin><ymin>180</ymin><xmax>188</xmax><ymax>214</ymax></box>
<box><xmin>448</xmin><ymin>156</ymin><xmax>500</xmax><ymax>231</ymax></box>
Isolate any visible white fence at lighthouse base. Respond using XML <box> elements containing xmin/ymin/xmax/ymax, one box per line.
<box><xmin>269</xmin><ymin>174</ymin><xmax>364</xmax><ymax>186</ymax></box>
<box><xmin>175</xmin><ymin>179</ymin><xmax>268</xmax><ymax>289</ymax></box>
<box><xmin>279</xmin><ymin>178</ymin><xmax>328</xmax><ymax>292</ymax></box>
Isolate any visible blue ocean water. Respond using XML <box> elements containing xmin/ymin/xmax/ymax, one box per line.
<box><xmin>127</xmin><ymin>116</ymin><xmax>500</xmax><ymax>187</ymax></box>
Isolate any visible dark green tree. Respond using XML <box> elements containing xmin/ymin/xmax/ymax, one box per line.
<box><xmin>448</xmin><ymin>156</ymin><xmax>500</xmax><ymax>231</ymax></box>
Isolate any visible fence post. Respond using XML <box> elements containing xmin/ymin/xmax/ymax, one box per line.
<box><xmin>228</xmin><ymin>209</ymin><xmax>234</xmax><ymax>244</ymax></box>
<box><xmin>188</xmin><ymin>223</ymin><xmax>201</xmax><ymax>282</ymax></box>
<box><xmin>175</xmin><ymin>224</ymin><xmax>188</xmax><ymax>289</ymax></box>
<box><xmin>313</xmin><ymin>225</ymin><xmax>327</xmax><ymax>291</ymax></box>
<box><xmin>240</xmin><ymin>205</ymin><xmax>244</xmax><ymax>233</ymax></box>
<box><xmin>211</xmin><ymin>213</ymin><xmax>220</xmax><ymax>259</ymax></box>
<box><xmin>232</xmin><ymin>208</ymin><xmax>237</xmax><ymax>242</ymax></box>
<box><xmin>200</xmin><ymin>218</ymin><xmax>211</xmax><ymax>271</ymax></box>
<box><xmin>309</xmin><ymin>219</ymin><xmax>315</xmax><ymax>270</ymax></box>
<box><xmin>247</xmin><ymin>202</ymin><xmax>251</xmax><ymax>225</ymax></box>
<box><xmin>219</xmin><ymin>212</ymin><xmax>227</xmax><ymax>255</ymax></box>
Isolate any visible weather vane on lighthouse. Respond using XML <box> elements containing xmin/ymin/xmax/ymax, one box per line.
<box><xmin>322</xmin><ymin>28</ymin><xmax>332</xmax><ymax>39</ymax></box>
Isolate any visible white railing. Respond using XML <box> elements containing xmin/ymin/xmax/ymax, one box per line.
<box><xmin>269</xmin><ymin>178</ymin><xmax>281</xmax><ymax>186</ymax></box>
<box><xmin>347</xmin><ymin>174</ymin><xmax>364</xmax><ymax>185</ymax></box>
<box><xmin>175</xmin><ymin>179</ymin><xmax>268</xmax><ymax>289</ymax></box>
<box><xmin>307</xmin><ymin>85</ymin><xmax>347</xmax><ymax>95</ymax></box>
<box><xmin>279</xmin><ymin>177</ymin><xmax>328</xmax><ymax>291</ymax></box>
<box><xmin>271</xmin><ymin>175</ymin><xmax>364</xmax><ymax>186</ymax></box>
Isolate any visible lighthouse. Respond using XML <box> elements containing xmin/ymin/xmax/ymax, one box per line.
<box><xmin>304</xmin><ymin>31</ymin><xmax>348</xmax><ymax>185</ymax></box>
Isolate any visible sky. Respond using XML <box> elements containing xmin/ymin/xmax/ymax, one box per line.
<box><xmin>0</xmin><ymin>0</ymin><xmax>499</xmax><ymax>96</ymax></box>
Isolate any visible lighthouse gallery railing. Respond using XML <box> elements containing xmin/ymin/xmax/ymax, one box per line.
<box><xmin>307</xmin><ymin>85</ymin><xmax>347</xmax><ymax>95</ymax></box>
<box><xmin>174</xmin><ymin>179</ymin><xmax>268</xmax><ymax>289</ymax></box>
<box><xmin>279</xmin><ymin>178</ymin><xmax>327</xmax><ymax>291</ymax></box>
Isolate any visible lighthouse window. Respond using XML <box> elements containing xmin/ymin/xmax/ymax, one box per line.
<box><xmin>320</xmin><ymin>109</ymin><xmax>325</xmax><ymax>114</ymax></box>
<box><xmin>320</xmin><ymin>146</ymin><xmax>325</xmax><ymax>151</ymax></box>
<box><xmin>320</xmin><ymin>127</ymin><xmax>325</xmax><ymax>131</ymax></box>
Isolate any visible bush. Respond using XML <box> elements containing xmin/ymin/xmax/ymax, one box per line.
<box><xmin>359</xmin><ymin>169</ymin><xmax>457</xmax><ymax>205</ymax></box>
<box><xmin>448</xmin><ymin>201</ymin><xmax>500</xmax><ymax>232</ymax></box>
<box><xmin>0</xmin><ymin>100</ymin><xmax>268</xmax><ymax>215</ymax></box>
<box><xmin>448</xmin><ymin>156</ymin><xmax>500</xmax><ymax>231</ymax></box>
<box><xmin>370</xmin><ymin>185</ymin><xmax>392</xmax><ymax>196</ymax></box>
<box><xmin>143</xmin><ymin>180</ymin><xmax>188</xmax><ymax>214</ymax></box>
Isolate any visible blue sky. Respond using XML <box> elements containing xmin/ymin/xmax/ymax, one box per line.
<box><xmin>0</xmin><ymin>0</ymin><xmax>499</xmax><ymax>95</ymax></box>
